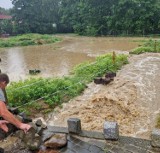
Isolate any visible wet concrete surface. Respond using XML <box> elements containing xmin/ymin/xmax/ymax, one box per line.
<box><xmin>60</xmin><ymin>135</ymin><xmax>160</xmax><ymax>153</ymax></box>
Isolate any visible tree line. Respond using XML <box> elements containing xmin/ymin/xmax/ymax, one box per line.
<box><xmin>1</xmin><ymin>0</ymin><xmax>160</xmax><ymax>36</ymax></box>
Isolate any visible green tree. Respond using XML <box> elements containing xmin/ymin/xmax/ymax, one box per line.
<box><xmin>11</xmin><ymin>0</ymin><xmax>60</xmax><ymax>34</ymax></box>
<box><xmin>0</xmin><ymin>7</ymin><xmax>13</xmax><ymax>34</ymax></box>
<box><xmin>10</xmin><ymin>0</ymin><xmax>160</xmax><ymax>35</ymax></box>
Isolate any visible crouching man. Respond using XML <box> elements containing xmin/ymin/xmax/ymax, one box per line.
<box><xmin>0</xmin><ymin>73</ymin><xmax>31</xmax><ymax>140</ymax></box>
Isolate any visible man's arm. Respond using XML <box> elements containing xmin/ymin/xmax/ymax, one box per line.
<box><xmin>0</xmin><ymin>101</ymin><xmax>31</xmax><ymax>133</ymax></box>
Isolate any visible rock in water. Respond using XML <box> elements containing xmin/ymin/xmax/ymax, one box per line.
<box><xmin>44</xmin><ymin>133</ymin><xmax>67</xmax><ymax>149</ymax></box>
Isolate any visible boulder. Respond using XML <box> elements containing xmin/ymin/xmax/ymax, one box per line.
<box><xmin>33</xmin><ymin>117</ymin><xmax>47</xmax><ymax>129</ymax></box>
<box><xmin>44</xmin><ymin>133</ymin><xmax>67</xmax><ymax>149</ymax></box>
<box><xmin>105</xmin><ymin>72</ymin><xmax>116</xmax><ymax>80</ymax></box>
<box><xmin>94</xmin><ymin>77</ymin><xmax>111</xmax><ymax>85</ymax></box>
<box><xmin>36</xmin><ymin>119</ymin><xmax>43</xmax><ymax>127</ymax></box>
<box><xmin>29</xmin><ymin>69</ymin><xmax>41</xmax><ymax>75</ymax></box>
<box><xmin>17</xmin><ymin>127</ymin><xmax>41</xmax><ymax>151</ymax></box>
<box><xmin>102</xmin><ymin>77</ymin><xmax>111</xmax><ymax>84</ymax></box>
<box><xmin>94</xmin><ymin>77</ymin><xmax>104</xmax><ymax>84</ymax></box>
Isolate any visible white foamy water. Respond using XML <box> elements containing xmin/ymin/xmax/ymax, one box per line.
<box><xmin>118</xmin><ymin>53</ymin><xmax>160</xmax><ymax>138</ymax></box>
<box><xmin>120</xmin><ymin>54</ymin><xmax>160</xmax><ymax>109</ymax></box>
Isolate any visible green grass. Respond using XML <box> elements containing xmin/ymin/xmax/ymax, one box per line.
<box><xmin>0</xmin><ymin>33</ymin><xmax>61</xmax><ymax>48</ymax></box>
<box><xmin>130</xmin><ymin>39</ymin><xmax>160</xmax><ymax>54</ymax></box>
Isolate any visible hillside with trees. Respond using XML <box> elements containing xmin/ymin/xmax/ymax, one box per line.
<box><xmin>1</xmin><ymin>0</ymin><xmax>160</xmax><ymax>36</ymax></box>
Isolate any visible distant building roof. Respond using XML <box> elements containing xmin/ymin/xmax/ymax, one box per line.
<box><xmin>0</xmin><ymin>14</ymin><xmax>12</xmax><ymax>20</ymax></box>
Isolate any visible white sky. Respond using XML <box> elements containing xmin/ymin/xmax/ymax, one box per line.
<box><xmin>0</xmin><ymin>0</ymin><xmax>13</xmax><ymax>9</ymax></box>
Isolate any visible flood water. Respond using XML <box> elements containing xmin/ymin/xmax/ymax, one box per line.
<box><xmin>0</xmin><ymin>35</ymin><xmax>160</xmax><ymax>152</ymax></box>
<box><xmin>0</xmin><ymin>35</ymin><xmax>144</xmax><ymax>82</ymax></box>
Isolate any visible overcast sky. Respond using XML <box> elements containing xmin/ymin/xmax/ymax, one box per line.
<box><xmin>0</xmin><ymin>0</ymin><xmax>13</xmax><ymax>9</ymax></box>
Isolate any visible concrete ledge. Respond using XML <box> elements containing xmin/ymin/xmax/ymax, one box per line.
<box><xmin>43</xmin><ymin>125</ymin><xmax>160</xmax><ymax>152</ymax></box>
<box><xmin>67</xmin><ymin>118</ymin><xmax>81</xmax><ymax>134</ymax></box>
<box><xmin>151</xmin><ymin>128</ymin><xmax>160</xmax><ymax>148</ymax></box>
<box><xmin>44</xmin><ymin>126</ymin><xmax>104</xmax><ymax>139</ymax></box>
<box><xmin>103</xmin><ymin>121</ymin><xmax>119</xmax><ymax>140</ymax></box>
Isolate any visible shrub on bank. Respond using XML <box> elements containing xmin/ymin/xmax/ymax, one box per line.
<box><xmin>0</xmin><ymin>33</ymin><xmax>61</xmax><ymax>48</ymax></box>
<box><xmin>130</xmin><ymin>39</ymin><xmax>160</xmax><ymax>54</ymax></box>
<box><xmin>130</xmin><ymin>47</ymin><xmax>154</xmax><ymax>54</ymax></box>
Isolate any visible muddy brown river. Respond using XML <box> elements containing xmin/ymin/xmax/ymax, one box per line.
<box><xmin>0</xmin><ymin>35</ymin><xmax>143</xmax><ymax>82</ymax></box>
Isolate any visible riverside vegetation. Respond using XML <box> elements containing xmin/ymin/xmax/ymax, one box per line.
<box><xmin>0</xmin><ymin>33</ymin><xmax>61</xmax><ymax>48</ymax></box>
<box><xmin>130</xmin><ymin>39</ymin><xmax>160</xmax><ymax>54</ymax></box>
<box><xmin>6</xmin><ymin>53</ymin><xmax>128</xmax><ymax>116</ymax></box>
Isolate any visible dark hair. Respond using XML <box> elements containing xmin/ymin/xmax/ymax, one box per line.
<box><xmin>0</xmin><ymin>73</ymin><xmax>10</xmax><ymax>84</ymax></box>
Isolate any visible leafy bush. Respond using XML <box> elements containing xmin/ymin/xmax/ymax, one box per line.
<box><xmin>85</xmin><ymin>26</ymin><xmax>97</xmax><ymax>36</ymax></box>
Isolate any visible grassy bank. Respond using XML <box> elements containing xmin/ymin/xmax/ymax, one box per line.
<box><xmin>0</xmin><ymin>33</ymin><xmax>61</xmax><ymax>48</ymax></box>
<box><xmin>6</xmin><ymin>53</ymin><xmax>128</xmax><ymax>115</ymax></box>
<box><xmin>130</xmin><ymin>39</ymin><xmax>160</xmax><ymax>54</ymax></box>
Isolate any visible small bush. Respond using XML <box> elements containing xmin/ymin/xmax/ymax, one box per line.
<box><xmin>85</xmin><ymin>26</ymin><xmax>97</xmax><ymax>36</ymax></box>
<box><xmin>130</xmin><ymin>39</ymin><xmax>160</xmax><ymax>54</ymax></box>
<box><xmin>130</xmin><ymin>47</ymin><xmax>153</xmax><ymax>54</ymax></box>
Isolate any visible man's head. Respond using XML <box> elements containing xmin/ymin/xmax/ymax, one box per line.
<box><xmin>0</xmin><ymin>73</ymin><xmax>9</xmax><ymax>89</ymax></box>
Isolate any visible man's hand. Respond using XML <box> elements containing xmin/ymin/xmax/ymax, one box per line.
<box><xmin>0</xmin><ymin>120</ymin><xmax>9</xmax><ymax>132</ymax></box>
<box><xmin>19</xmin><ymin>123</ymin><xmax>31</xmax><ymax>133</ymax></box>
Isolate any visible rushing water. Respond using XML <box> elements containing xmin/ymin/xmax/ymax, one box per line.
<box><xmin>47</xmin><ymin>53</ymin><xmax>160</xmax><ymax>139</ymax></box>
<box><xmin>0</xmin><ymin>35</ymin><xmax>143</xmax><ymax>82</ymax></box>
